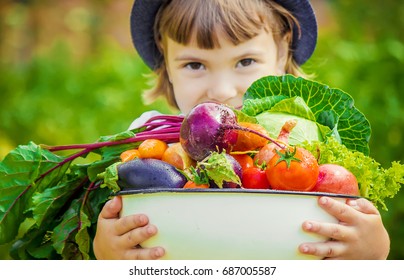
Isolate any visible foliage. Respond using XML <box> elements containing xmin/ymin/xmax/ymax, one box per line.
<box><xmin>0</xmin><ymin>115</ymin><xmax>183</xmax><ymax>259</ymax></box>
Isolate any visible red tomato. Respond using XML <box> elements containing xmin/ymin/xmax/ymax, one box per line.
<box><xmin>265</xmin><ymin>146</ymin><xmax>319</xmax><ymax>191</ymax></box>
<box><xmin>242</xmin><ymin>167</ymin><xmax>270</xmax><ymax>189</ymax></box>
<box><xmin>232</xmin><ymin>154</ymin><xmax>254</xmax><ymax>170</ymax></box>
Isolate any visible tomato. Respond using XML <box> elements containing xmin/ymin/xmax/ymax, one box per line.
<box><xmin>233</xmin><ymin>122</ymin><xmax>269</xmax><ymax>151</ymax></box>
<box><xmin>242</xmin><ymin>166</ymin><xmax>270</xmax><ymax>189</ymax></box>
<box><xmin>138</xmin><ymin>139</ymin><xmax>168</xmax><ymax>159</ymax></box>
<box><xmin>265</xmin><ymin>146</ymin><xmax>319</xmax><ymax>191</ymax></box>
<box><xmin>232</xmin><ymin>154</ymin><xmax>254</xmax><ymax>170</ymax></box>
<box><xmin>183</xmin><ymin>181</ymin><xmax>210</xmax><ymax>189</ymax></box>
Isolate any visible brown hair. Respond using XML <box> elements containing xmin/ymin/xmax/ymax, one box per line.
<box><xmin>142</xmin><ymin>0</ymin><xmax>307</xmax><ymax>109</ymax></box>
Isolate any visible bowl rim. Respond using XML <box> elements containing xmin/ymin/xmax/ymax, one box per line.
<box><xmin>116</xmin><ymin>188</ymin><xmax>360</xmax><ymax>199</ymax></box>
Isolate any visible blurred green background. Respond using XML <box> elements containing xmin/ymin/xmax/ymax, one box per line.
<box><xmin>0</xmin><ymin>0</ymin><xmax>403</xmax><ymax>259</ymax></box>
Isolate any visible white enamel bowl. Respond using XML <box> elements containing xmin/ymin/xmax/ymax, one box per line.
<box><xmin>119</xmin><ymin>188</ymin><xmax>354</xmax><ymax>260</ymax></box>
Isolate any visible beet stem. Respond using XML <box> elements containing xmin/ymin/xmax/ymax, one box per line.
<box><xmin>44</xmin><ymin>132</ymin><xmax>180</xmax><ymax>152</ymax></box>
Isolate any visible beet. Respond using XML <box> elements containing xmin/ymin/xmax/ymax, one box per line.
<box><xmin>180</xmin><ymin>102</ymin><xmax>239</xmax><ymax>161</ymax></box>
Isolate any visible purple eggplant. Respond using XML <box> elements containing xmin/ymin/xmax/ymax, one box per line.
<box><xmin>117</xmin><ymin>158</ymin><xmax>187</xmax><ymax>190</ymax></box>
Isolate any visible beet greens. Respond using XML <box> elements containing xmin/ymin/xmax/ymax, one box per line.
<box><xmin>0</xmin><ymin>115</ymin><xmax>184</xmax><ymax>259</ymax></box>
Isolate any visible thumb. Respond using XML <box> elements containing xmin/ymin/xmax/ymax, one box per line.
<box><xmin>100</xmin><ymin>196</ymin><xmax>122</xmax><ymax>219</ymax></box>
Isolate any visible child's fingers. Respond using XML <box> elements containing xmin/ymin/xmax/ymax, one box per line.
<box><xmin>125</xmin><ymin>246</ymin><xmax>165</xmax><ymax>260</ymax></box>
<box><xmin>302</xmin><ymin>220</ymin><xmax>353</xmax><ymax>241</ymax></box>
<box><xmin>119</xmin><ymin>223</ymin><xmax>158</xmax><ymax>249</ymax></box>
<box><xmin>317</xmin><ymin>196</ymin><xmax>358</xmax><ymax>223</ymax></box>
<box><xmin>346</xmin><ymin>198</ymin><xmax>379</xmax><ymax>215</ymax></box>
<box><xmin>299</xmin><ymin>240</ymin><xmax>347</xmax><ymax>260</ymax></box>
<box><xmin>99</xmin><ymin>196</ymin><xmax>122</xmax><ymax>219</ymax></box>
<box><xmin>114</xmin><ymin>213</ymin><xmax>150</xmax><ymax>235</ymax></box>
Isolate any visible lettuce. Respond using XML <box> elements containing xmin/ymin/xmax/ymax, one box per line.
<box><xmin>257</xmin><ymin>111</ymin><xmax>324</xmax><ymax>145</ymax></box>
<box><xmin>242</xmin><ymin>75</ymin><xmax>371</xmax><ymax>155</ymax></box>
<box><xmin>253</xmin><ymin>96</ymin><xmax>333</xmax><ymax>145</ymax></box>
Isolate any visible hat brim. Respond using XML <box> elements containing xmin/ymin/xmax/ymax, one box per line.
<box><xmin>273</xmin><ymin>0</ymin><xmax>317</xmax><ymax>65</ymax></box>
<box><xmin>130</xmin><ymin>0</ymin><xmax>317</xmax><ymax>70</ymax></box>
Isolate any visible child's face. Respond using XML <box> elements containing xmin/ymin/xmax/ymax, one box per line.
<box><xmin>164</xmin><ymin>29</ymin><xmax>288</xmax><ymax>114</ymax></box>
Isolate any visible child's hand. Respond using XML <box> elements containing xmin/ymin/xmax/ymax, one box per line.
<box><xmin>298</xmin><ymin>196</ymin><xmax>390</xmax><ymax>260</ymax></box>
<box><xmin>93</xmin><ymin>196</ymin><xmax>165</xmax><ymax>259</ymax></box>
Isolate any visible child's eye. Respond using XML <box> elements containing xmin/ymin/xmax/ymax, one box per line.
<box><xmin>237</xmin><ymin>58</ymin><xmax>255</xmax><ymax>68</ymax></box>
<box><xmin>185</xmin><ymin>62</ymin><xmax>205</xmax><ymax>71</ymax></box>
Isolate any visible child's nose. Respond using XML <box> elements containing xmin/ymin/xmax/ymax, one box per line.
<box><xmin>207</xmin><ymin>76</ymin><xmax>238</xmax><ymax>102</ymax></box>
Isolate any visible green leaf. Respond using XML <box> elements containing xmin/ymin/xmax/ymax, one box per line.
<box><xmin>10</xmin><ymin>228</ymin><xmax>54</xmax><ymax>260</ymax></box>
<box><xmin>75</xmin><ymin>211</ymin><xmax>91</xmax><ymax>260</ymax></box>
<box><xmin>50</xmin><ymin>184</ymin><xmax>110</xmax><ymax>259</ymax></box>
<box><xmin>199</xmin><ymin>152</ymin><xmax>241</xmax><ymax>188</ymax></box>
<box><xmin>51</xmin><ymin>199</ymin><xmax>87</xmax><ymax>260</ymax></box>
<box><xmin>242</xmin><ymin>95</ymin><xmax>287</xmax><ymax>116</ymax></box>
<box><xmin>87</xmin><ymin>131</ymin><xmax>142</xmax><ymax>181</ymax></box>
<box><xmin>30</xmin><ymin>172</ymin><xmax>87</xmax><ymax>228</ymax></box>
<box><xmin>269</xmin><ymin>96</ymin><xmax>316</xmax><ymax>121</ymax></box>
<box><xmin>98</xmin><ymin>162</ymin><xmax>121</xmax><ymax>192</ymax></box>
<box><xmin>233</xmin><ymin>109</ymin><xmax>258</xmax><ymax>124</ymax></box>
<box><xmin>26</xmin><ymin>232</ymin><xmax>57</xmax><ymax>259</ymax></box>
<box><xmin>256</xmin><ymin>111</ymin><xmax>329</xmax><ymax>145</ymax></box>
<box><xmin>242</xmin><ymin>75</ymin><xmax>371</xmax><ymax>155</ymax></box>
<box><xmin>0</xmin><ymin>142</ymin><xmax>69</xmax><ymax>244</ymax></box>
<box><xmin>87</xmin><ymin>143</ymin><xmax>137</xmax><ymax>181</ymax></box>
<box><xmin>97</xmin><ymin>130</ymin><xmax>136</xmax><ymax>142</ymax></box>
<box><xmin>0</xmin><ymin>130</ymin><xmax>133</xmax><ymax>258</ymax></box>
<box><xmin>84</xmin><ymin>184</ymin><xmax>111</xmax><ymax>225</ymax></box>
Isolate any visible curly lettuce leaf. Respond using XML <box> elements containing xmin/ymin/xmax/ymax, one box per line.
<box><xmin>242</xmin><ymin>75</ymin><xmax>371</xmax><ymax>155</ymax></box>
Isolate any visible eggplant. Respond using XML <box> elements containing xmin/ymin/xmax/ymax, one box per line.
<box><xmin>117</xmin><ymin>158</ymin><xmax>187</xmax><ymax>190</ymax></box>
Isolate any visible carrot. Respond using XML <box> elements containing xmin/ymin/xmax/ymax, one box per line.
<box><xmin>233</xmin><ymin>122</ymin><xmax>269</xmax><ymax>151</ymax></box>
<box><xmin>183</xmin><ymin>181</ymin><xmax>209</xmax><ymax>189</ymax></box>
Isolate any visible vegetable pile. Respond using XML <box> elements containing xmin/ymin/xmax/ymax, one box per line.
<box><xmin>1</xmin><ymin>75</ymin><xmax>403</xmax><ymax>260</ymax></box>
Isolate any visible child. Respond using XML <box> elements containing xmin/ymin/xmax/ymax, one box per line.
<box><xmin>93</xmin><ymin>0</ymin><xmax>390</xmax><ymax>260</ymax></box>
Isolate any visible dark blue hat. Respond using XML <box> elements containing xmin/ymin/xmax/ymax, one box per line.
<box><xmin>130</xmin><ymin>0</ymin><xmax>317</xmax><ymax>70</ymax></box>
